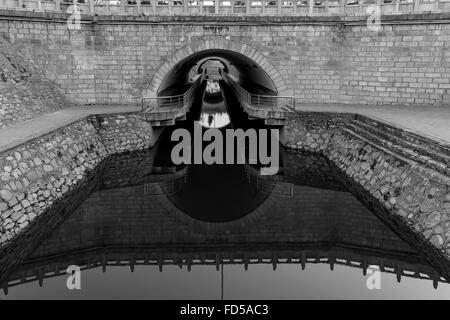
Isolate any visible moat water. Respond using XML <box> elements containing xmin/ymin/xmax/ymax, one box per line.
<box><xmin>1</xmin><ymin>89</ymin><xmax>450</xmax><ymax>300</ymax></box>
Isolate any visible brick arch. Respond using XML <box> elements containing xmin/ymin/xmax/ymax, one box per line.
<box><xmin>143</xmin><ymin>39</ymin><xmax>291</xmax><ymax>98</ymax></box>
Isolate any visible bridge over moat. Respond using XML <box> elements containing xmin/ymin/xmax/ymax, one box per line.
<box><xmin>2</xmin><ymin>8</ymin><xmax>450</xmax><ymax>108</ymax></box>
<box><xmin>0</xmin><ymin>4</ymin><xmax>450</xmax><ymax>297</ymax></box>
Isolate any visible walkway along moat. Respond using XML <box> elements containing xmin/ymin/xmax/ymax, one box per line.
<box><xmin>0</xmin><ymin>79</ymin><xmax>450</xmax><ymax>298</ymax></box>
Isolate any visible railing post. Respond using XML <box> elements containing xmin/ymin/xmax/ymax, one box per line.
<box><xmin>395</xmin><ymin>0</ymin><xmax>400</xmax><ymax>12</ymax></box>
<box><xmin>309</xmin><ymin>0</ymin><xmax>313</xmax><ymax>14</ymax></box>
<box><xmin>246</xmin><ymin>0</ymin><xmax>251</xmax><ymax>13</ymax></box>
<box><xmin>277</xmin><ymin>0</ymin><xmax>281</xmax><ymax>13</ymax></box>
<box><xmin>414</xmin><ymin>0</ymin><xmax>420</xmax><ymax>11</ymax></box>
<box><xmin>55</xmin><ymin>0</ymin><xmax>60</xmax><ymax>12</ymax></box>
<box><xmin>262</xmin><ymin>0</ymin><xmax>265</xmax><ymax>13</ymax></box>
<box><xmin>152</xmin><ymin>0</ymin><xmax>157</xmax><ymax>14</ymax></box>
<box><xmin>90</xmin><ymin>0</ymin><xmax>95</xmax><ymax>13</ymax></box>
<box><xmin>169</xmin><ymin>0</ymin><xmax>172</xmax><ymax>13</ymax></box>
<box><xmin>340</xmin><ymin>0</ymin><xmax>345</xmax><ymax>14</ymax></box>
<box><xmin>199</xmin><ymin>0</ymin><xmax>203</xmax><ymax>13</ymax></box>
<box><xmin>435</xmin><ymin>0</ymin><xmax>439</xmax><ymax>10</ymax></box>
<box><xmin>106</xmin><ymin>0</ymin><xmax>111</xmax><ymax>13</ymax></box>
<box><xmin>215</xmin><ymin>0</ymin><xmax>219</xmax><ymax>13</ymax></box>
<box><xmin>137</xmin><ymin>0</ymin><xmax>141</xmax><ymax>14</ymax></box>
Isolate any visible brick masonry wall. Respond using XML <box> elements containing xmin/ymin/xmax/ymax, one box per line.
<box><xmin>0</xmin><ymin>36</ymin><xmax>71</xmax><ymax>129</ymax></box>
<box><xmin>0</xmin><ymin>113</ymin><xmax>156</xmax><ymax>248</ymax></box>
<box><xmin>0</xmin><ymin>12</ymin><xmax>449</xmax><ymax>106</ymax></box>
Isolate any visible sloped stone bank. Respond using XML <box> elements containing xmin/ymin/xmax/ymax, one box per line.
<box><xmin>0</xmin><ymin>37</ymin><xmax>71</xmax><ymax>129</ymax></box>
<box><xmin>284</xmin><ymin>112</ymin><xmax>450</xmax><ymax>279</ymax></box>
<box><xmin>0</xmin><ymin>165</ymin><xmax>101</xmax><ymax>287</ymax></box>
<box><xmin>0</xmin><ymin>113</ymin><xmax>156</xmax><ymax>249</ymax></box>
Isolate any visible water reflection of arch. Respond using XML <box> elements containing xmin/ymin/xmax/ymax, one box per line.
<box><xmin>3</xmin><ymin>173</ymin><xmax>449</xmax><ymax>292</ymax></box>
<box><xmin>3</xmin><ymin>150</ymin><xmax>450</xmax><ymax>293</ymax></box>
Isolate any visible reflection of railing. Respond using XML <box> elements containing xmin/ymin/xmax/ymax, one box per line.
<box><xmin>244</xmin><ymin>164</ymin><xmax>295</xmax><ymax>197</ymax></box>
<box><xmin>141</xmin><ymin>74</ymin><xmax>203</xmax><ymax>113</ymax></box>
<box><xmin>3</xmin><ymin>246</ymin><xmax>448</xmax><ymax>293</ymax></box>
<box><xmin>221</xmin><ymin>70</ymin><xmax>294</xmax><ymax>111</ymax></box>
<box><xmin>2</xmin><ymin>0</ymin><xmax>449</xmax><ymax>15</ymax></box>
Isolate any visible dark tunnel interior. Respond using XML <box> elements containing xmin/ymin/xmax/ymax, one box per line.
<box><xmin>157</xmin><ymin>49</ymin><xmax>278</xmax><ymax>97</ymax></box>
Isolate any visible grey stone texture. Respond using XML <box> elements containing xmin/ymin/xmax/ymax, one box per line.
<box><xmin>0</xmin><ymin>113</ymin><xmax>156</xmax><ymax>247</ymax></box>
<box><xmin>0</xmin><ymin>13</ymin><xmax>450</xmax><ymax>106</ymax></box>
<box><xmin>0</xmin><ymin>37</ymin><xmax>71</xmax><ymax>129</ymax></box>
<box><xmin>284</xmin><ymin>112</ymin><xmax>450</xmax><ymax>268</ymax></box>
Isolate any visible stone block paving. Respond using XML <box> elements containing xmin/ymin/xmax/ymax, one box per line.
<box><xmin>0</xmin><ymin>103</ymin><xmax>448</xmax><ymax>156</ymax></box>
<box><xmin>0</xmin><ymin>105</ymin><xmax>141</xmax><ymax>154</ymax></box>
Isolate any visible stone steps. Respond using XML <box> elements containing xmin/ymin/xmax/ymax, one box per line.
<box><xmin>348</xmin><ymin>120</ymin><xmax>450</xmax><ymax>167</ymax></box>
<box><xmin>355</xmin><ymin>116</ymin><xmax>450</xmax><ymax>160</ymax></box>
<box><xmin>344</xmin><ymin>118</ymin><xmax>449</xmax><ymax>175</ymax></box>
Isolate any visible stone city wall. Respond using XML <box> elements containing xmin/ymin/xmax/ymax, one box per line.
<box><xmin>0</xmin><ymin>113</ymin><xmax>156</xmax><ymax>248</ymax></box>
<box><xmin>284</xmin><ymin>112</ymin><xmax>450</xmax><ymax>278</ymax></box>
<box><xmin>1</xmin><ymin>11</ymin><xmax>450</xmax><ymax>106</ymax></box>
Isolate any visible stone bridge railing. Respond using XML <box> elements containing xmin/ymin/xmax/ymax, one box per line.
<box><xmin>1</xmin><ymin>0</ymin><xmax>450</xmax><ymax>16</ymax></box>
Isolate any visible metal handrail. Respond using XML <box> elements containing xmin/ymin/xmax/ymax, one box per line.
<box><xmin>220</xmin><ymin>70</ymin><xmax>294</xmax><ymax>111</ymax></box>
<box><xmin>141</xmin><ymin>73</ymin><xmax>204</xmax><ymax>113</ymax></box>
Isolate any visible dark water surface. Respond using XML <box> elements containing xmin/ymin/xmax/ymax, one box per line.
<box><xmin>1</xmin><ymin>88</ymin><xmax>450</xmax><ymax>300</ymax></box>
<box><xmin>1</xmin><ymin>147</ymin><xmax>449</xmax><ymax>299</ymax></box>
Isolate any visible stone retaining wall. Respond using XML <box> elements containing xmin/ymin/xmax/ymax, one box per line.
<box><xmin>284</xmin><ymin>112</ymin><xmax>450</xmax><ymax>278</ymax></box>
<box><xmin>1</xmin><ymin>11</ymin><xmax>450</xmax><ymax>106</ymax></box>
<box><xmin>0</xmin><ymin>113</ymin><xmax>156</xmax><ymax>248</ymax></box>
<box><xmin>0</xmin><ymin>37</ymin><xmax>71</xmax><ymax>129</ymax></box>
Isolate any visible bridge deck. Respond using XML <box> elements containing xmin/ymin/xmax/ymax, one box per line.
<box><xmin>0</xmin><ymin>103</ymin><xmax>449</xmax><ymax>154</ymax></box>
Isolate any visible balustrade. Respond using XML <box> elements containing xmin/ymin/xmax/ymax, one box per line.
<box><xmin>1</xmin><ymin>0</ymin><xmax>449</xmax><ymax>15</ymax></box>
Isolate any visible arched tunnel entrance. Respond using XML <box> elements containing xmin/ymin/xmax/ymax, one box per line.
<box><xmin>153</xmin><ymin>47</ymin><xmax>291</xmax><ymax>129</ymax></box>
<box><xmin>145</xmin><ymin>48</ymin><xmax>288</xmax><ymax>223</ymax></box>
<box><xmin>156</xmin><ymin>49</ymin><xmax>278</xmax><ymax>97</ymax></box>
<box><xmin>143</xmin><ymin>41</ymin><xmax>294</xmax><ymax>129</ymax></box>
<box><xmin>154</xmin><ymin>49</ymin><xmax>283</xmax><ymax>129</ymax></box>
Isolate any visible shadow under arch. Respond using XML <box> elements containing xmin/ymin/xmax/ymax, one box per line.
<box><xmin>143</xmin><ymin>39</ymin><xmax>291</xmax><ymax>98</ymax></box>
